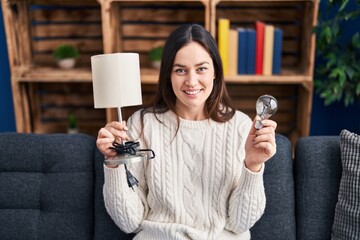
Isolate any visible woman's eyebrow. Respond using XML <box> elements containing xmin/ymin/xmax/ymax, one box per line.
<box><xmin>173</xmin><ymin>61</ymin><xmax>210</xmax><ymax>68</ymax></box>
<box><xmin>195</xmin><ymin>61</ymin><xmax>210</xmax><ymax>67</ymax></box>
<box><xmin>173</xmin><ymin>63</ymin><xmax>186</xmax><ymax>68</ymax></box>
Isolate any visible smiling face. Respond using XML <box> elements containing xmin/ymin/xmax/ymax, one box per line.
<box><xmin>171</xmin><ymin>41</ymin><xmax>215</xmax><ymax>120</ymax></box>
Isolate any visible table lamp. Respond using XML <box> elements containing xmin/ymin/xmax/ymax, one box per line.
<box><xmin>91</xmin><ymin>52</ymin><xmax>155</xmax><ymax>189</ymax></box>
<box><xmin>91</xmin><ymin>52</ymin><xmax>142</xmax><ymax>123</ymax></box>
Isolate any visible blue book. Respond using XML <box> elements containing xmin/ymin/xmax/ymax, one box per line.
<box><xmin>272</xmin><ymin>28</ymin><xmax>283</xmax><ymax>74</ymax></box>
<box><xmin>237</xmin><ymin>28</ymin><xmax>247</xmax><ymax>75</ymax></box>
<box><xmin>246</xmin><ymin>29</ymin><xmax>256</xmax><ymax>74</ymax></box>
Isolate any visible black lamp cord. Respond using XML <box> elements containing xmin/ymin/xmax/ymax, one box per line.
<box><xmin>110</xmin><ymin>141</ymin><xmax>155</xmax><ymax>190</ymax></box>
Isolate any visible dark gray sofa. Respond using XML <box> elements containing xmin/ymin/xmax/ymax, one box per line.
<box><xmin>0</xmin><ymin>133</ymin><xmax>341</xmax><ymax>240</ymax></box>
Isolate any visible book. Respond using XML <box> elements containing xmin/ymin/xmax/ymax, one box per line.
<box><xmin>263</xmin><ymin>24</ymin><xmax>274</xmax><ymax>76</ymax></box>
<box><xmin>228</xmin><ymin>29</ymin><xmax>238</xmax><ymax>76</ymax></box>
<box><xmin>272</xmin><ymin>27</ymin><xmax>283</xmax><ymax>74</ymax></box>
<box><xmin>255</xmin><ymin>21</ymin><xmax>265</xmax><ymax>75</ymax></box>
<box><xmin>246</xmin><ymin>29</ymin><xmax>256</xmax><ymax>74</ymax></box>
<box><xmin>218</xmin><ymin>19</ymin><xmax>230</xmax><ymax>76</ymax></box>
<box><xmin>237</xmin><ymin>28</ymin><xmax>247</xmax><ymax>75</ymax></box>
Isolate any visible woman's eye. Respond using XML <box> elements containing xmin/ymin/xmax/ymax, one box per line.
<box><xmin>174</xmin><ymin>68</ymin><xmax>186</xmax><ymax>74</ymax></box>
<box><xmin>197</xmin><ymin>67</ymin><xmax>207</xmax><ymax>72</ymax></box>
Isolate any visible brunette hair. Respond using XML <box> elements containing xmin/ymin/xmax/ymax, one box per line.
<box><xmin>141</xmin><ymin>24</ymin><xmax>235</xmax><ymax>126</ymax></box>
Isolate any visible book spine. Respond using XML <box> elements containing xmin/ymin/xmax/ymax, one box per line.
<box><xmin>272</xmin><ymin>28</ymin><xmax>283</xmax><ymax>75</ymax></box>
<box><xmin>218</xmin><ymin>19</ymin><xmax>230</xmax><ymax>76</ymax></box>
<box><xmin>255</xmin><ymin>21</ymin><xmax>265</xmax><ymax>75</ymax></box>
<box><xmin>263</xmin><ymin>24</ymin><xmax>274</xmax><ymax>76</ymax></box>
<box><xmin>228</xmin><ymin>29</ymin><xmax>238</xmax><ymax>76</ymax></box>
<box><xmin>247</xmin><ymin>29</ymin><xmax>256</xmax><ymax>74</ymax></box>
<box><xmin>237</xmin><ymin>28</ymin><xmax>247</xmax><ymax>75</ymax></box>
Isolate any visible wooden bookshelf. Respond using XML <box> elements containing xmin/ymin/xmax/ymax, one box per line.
<box><xmin>211</xmin><ymin>0</ymin><xmax>318</xmax><ymax>144</ymax></box>
<box><xmin>2</xmin><ymin>0</ymin><xmax>319</xmax><ymax>145</ymax></box>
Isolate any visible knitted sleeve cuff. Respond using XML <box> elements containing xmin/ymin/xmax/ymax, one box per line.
<box><xmin>226</xmin><ymin>161</ymin><xmax>266</xmax><ymax>232</ymax></box>
<box><xmin>237</xmin><ymin>161</ymin><xmax>265</xmax><ymax>195</ymax></box>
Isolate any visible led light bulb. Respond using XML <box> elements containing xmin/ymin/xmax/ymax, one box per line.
<box><xmin>255</xmin><ymin>95</ymin><xmax>278</xmax><ymax>129</ymax></box>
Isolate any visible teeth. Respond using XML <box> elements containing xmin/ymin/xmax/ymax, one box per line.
<box><xmin>184</xmin><ymin>90</ymin><xmax>201</xmax><ymax>95</ymax></box>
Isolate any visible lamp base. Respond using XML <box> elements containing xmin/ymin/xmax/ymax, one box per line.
<box><xmin>104</xmin><ymin>153</ymin><xmax>148</xmax><ymax>166</ymax></box>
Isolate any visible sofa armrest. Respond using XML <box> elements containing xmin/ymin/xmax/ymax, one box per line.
<box><xmin>294</xmin><ymin>136</ymin><xmax>341</xmax><ymax>240</ymax></box>
<box><xmin>251</xmin><ymin>134</ymin><xmax>296</xmax><ymax>240</ymax></box>
<box><xmin>94</xmin><ymin>147</ymin><xmax>135</xmax><ymax>240</ymax></box>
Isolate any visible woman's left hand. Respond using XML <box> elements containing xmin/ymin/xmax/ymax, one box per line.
<box><xmin>244</xmin><ymin>116</ymin><xmax>277</xmax><ymax>172</ymax></box>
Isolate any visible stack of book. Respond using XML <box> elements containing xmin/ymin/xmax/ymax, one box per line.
<box><xmin>218</xmin><ymin>19</ymin><xmax>283</xmax><ymax>76</ymax></box>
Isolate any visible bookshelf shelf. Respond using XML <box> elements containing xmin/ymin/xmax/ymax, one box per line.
<box><xmin>13</xmin><ymin>66</ymin><xmax>160</xmax><ymax>84</ymax></box>
<box><xmin>2</xmin><ymin>0</ymin><xmax>319</xmax><ymax>145</ymax></box>
<box><xmin>224</xmin><ymin>75</ymin><xmax>312</xmax><ymax>84</ymax></box>
<box><xmin>13</xmin><ymin>67</ymin><xmax>93</xmax><ymax>83</ymax></box>
<box><xmin>13</xmin><ymin>67</ymin><xmax>312</xmax><ymax>85</ymax></box>
<box><xmin>139</xmin><ymin>70</ymin><xmax>313</xmax><ymax>85</ymax></box>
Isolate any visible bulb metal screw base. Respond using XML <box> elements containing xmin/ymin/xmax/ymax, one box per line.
<box><xmin>255</xmin><ymin>120</ymin><xmax>263</xmax><ymax>130</ymax></box>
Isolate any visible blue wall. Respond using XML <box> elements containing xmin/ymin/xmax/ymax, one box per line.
<box><xmin>311</xmin><ymin>95</ymin><xmax>360</xmax><ymax>135</ymax></box>
<box><xmin>0</xmin><ymin>4</ymin><xmax>359</xmax><ymax>135</ymax></box>
<box><xmin>310</xmin><ymin>0</ymin><xmax>360</xmax><ymax>135</ymax></box>
<box><xmin>0</xmin><ymin>6</ymin><xmax>15</xmax><ymax>132</ymax></box>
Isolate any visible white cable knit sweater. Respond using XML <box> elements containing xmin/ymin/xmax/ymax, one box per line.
<box><xmin>103</xmin><ymin>110</ymin><xmax>266</xmax><ymax>240</ymax></box>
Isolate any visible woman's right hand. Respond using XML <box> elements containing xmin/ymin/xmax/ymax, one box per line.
<box><xmin>96</xmin><ymin>121</ymin><xmax>130</xmax><ymax>158</ymax></box>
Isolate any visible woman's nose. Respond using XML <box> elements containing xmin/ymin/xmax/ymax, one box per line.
<box><xmin>185</xmin><ymin>71</ymin><xmax>198</xmax><ymax>87</ymax></box>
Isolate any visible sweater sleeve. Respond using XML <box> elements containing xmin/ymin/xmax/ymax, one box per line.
<box><xmin>225</xmin><ymin>111</ymin><xmax>266</xmax><ymax>234</ymax></box>
<box><xmin>225</xmin><ymin>162</ymin><xmax>266</xmax><ymax>233</ymax></box>
<box><xmin>103</xmin><ymin>110</ymin><xmax>149</xmax><ymax>233</ymax></box>
<box><xmin>103</xmin><ymin>163</ymin><xmax>148</xmax><ymax>233</ymax></box>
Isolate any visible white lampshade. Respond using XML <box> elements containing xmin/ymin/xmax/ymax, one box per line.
<box><xmin>91</xmin><ymin>53</ymin><xmax>142</xmax><ymax>109</ymax></box>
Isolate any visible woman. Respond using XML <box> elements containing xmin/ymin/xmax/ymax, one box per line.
<box><xmin>96</xmin><ymin>24</ymin><xmax>277</xmax><ymax>240</ymax></box>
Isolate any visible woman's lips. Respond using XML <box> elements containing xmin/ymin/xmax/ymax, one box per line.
<box><xmin>183</xmin><ymin>89</ymin><xmax>201</xmax><ymax>95</ymax></box>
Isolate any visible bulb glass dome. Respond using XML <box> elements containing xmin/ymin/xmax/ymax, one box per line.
<box><xmin>255</xmin><ymin>95</ymin><xmax>278</xmax><ymax>129</ymax></box>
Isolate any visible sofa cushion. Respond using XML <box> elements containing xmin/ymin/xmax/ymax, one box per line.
<box><xmin>250</xmin><ymin>134</ymin><xmax>296</xmax><ymax>240</ymax></box>
<box><xmin>331</xmin><ymin>130</ymin><xmax>360</xmax><ymax>239</ymax></box>
<box><xmin>294</xmin><ymin>136</ymin><xmax>342</xmax><ymax>240</ymax></box>
<box><xmin>0</xmin><ymin>133</ymin><xmax>96</xmax><ymax>240</ymax></box>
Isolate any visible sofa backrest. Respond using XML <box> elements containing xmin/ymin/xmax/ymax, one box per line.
<box><xmin>0</xmin><ymin>133</ymin><xmax>296</xmax><ymax>240</ymax></box>
<box><xmin>0</xmin><ymin>133</ymin><xmax>96</xmax><ymax>240</ymax></box>
<box><xmin>294</xmin><ymin>136</ymin><xmax>341</xmax><ymax>240</ymax></box>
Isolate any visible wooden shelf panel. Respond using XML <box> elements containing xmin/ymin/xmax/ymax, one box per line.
<box><xmin>33</xmin><ymin>120</ymin><xmax>104</xmax><ymax>136</ymax></box>
<box><xmin>14</xmin><ymin>67</ymin><xmax>93</xmax><ymax>82</ymax></box>
<box><xmin>111</xmin><ymin>0</ymin><xmax>210</xmax><ymax>66</ymax></box>
<box><xmin>109</xmin><ymin>0</ymin><xmax>209</xmax><ymax>3</ymax></box>
<box><xmin>12</xmin><ymin>67</ymin><xmax>157</xmax><ymax>83</ymax></box>
<box><xmin>224</xmin><ymin>75</ymin><xmax>312</xmax><ymax>83</ymax></box>
<box><xmin>12</xmin><ymin>66</ymin><xmax>312</xmax><ymax>85</ymax></box>
<box><xmin>28</xmin><ymin>2</ymin><xmax>103</xmax><ymax>67</ymax></box>
<box><xmin>213</xmin><ymin>0</ymin><xmax>316</xmax><ymax>3</ymax></box>
<box><xmin>139</xmin><ymin>67</ymin><xmax>313</xmax><ymax>84</ymax></box>
<box><xmin>25</xmin><ymin>0</ymin><xmax>97</xmax><ymax>4</ymax></box>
